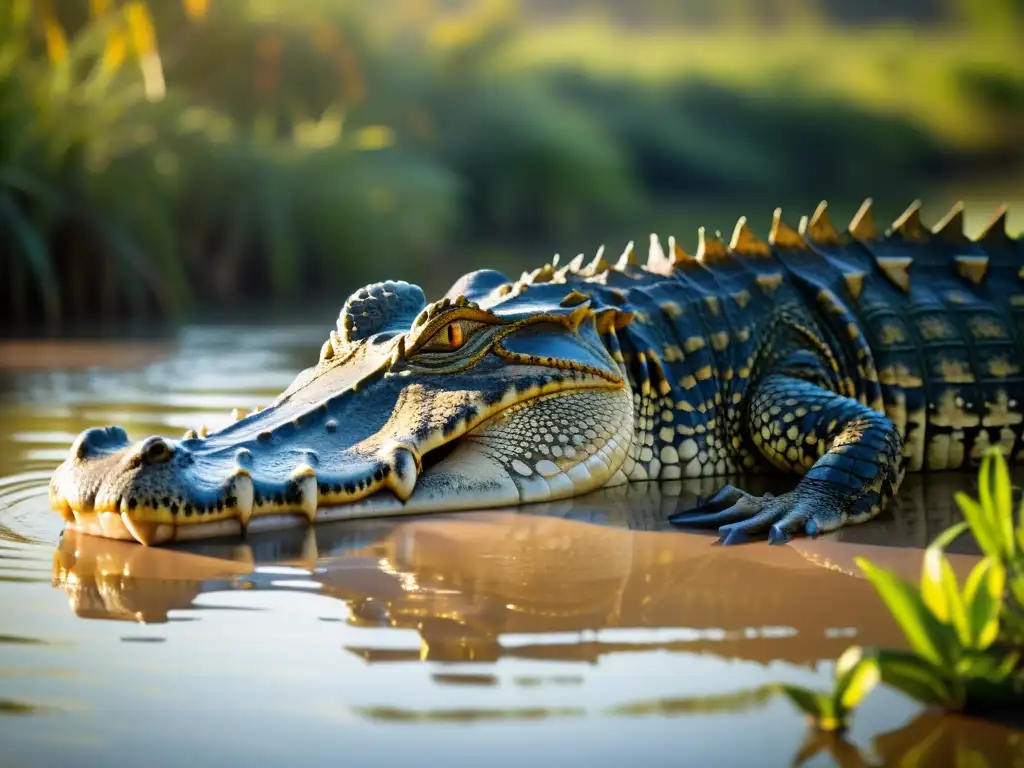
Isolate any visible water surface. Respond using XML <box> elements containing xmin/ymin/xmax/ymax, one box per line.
<box><xmin>1</xmin><ymin>325</ymin><xmax>1021</xmax><ymax>767</ymax></box>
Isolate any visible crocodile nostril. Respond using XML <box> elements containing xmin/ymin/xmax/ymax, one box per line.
<box><xmin>142</xmin><ymin>437</ymin><xmax>172</xmax><ymax>464</ymax></box>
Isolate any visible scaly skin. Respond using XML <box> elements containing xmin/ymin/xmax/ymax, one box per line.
<box><xmin>50</xmin><ymin>198</ymin><xmax>1023</xmax><ymax>546</ymax></box>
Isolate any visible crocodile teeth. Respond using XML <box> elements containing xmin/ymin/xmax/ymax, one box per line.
<box><xmin>231</xmin><ymin>408</ymin><xmax>244</xmax><ymax>421</ymax></box>
<box><xmin>120</xmin><ymin>513</ymin><xmax>173</xmax><ymax>546</ymax></box>
<box><xmin>387</xmin><ymin>447</ymin><xmax>419</xmax><ymax>501</ymax></box>
<box><xmin>54</xmin><ymin>498</ymin><xmax>75</xmax><ymax>523</ymax></box>
<box><xmin>319</xmin><ymin>338</ymin><xmax>335</xmax><ymax>362</ymax></box>
<box><xmin>291</xmin><ymin>465</ymin><xmax>318</xmax><ymax>523</ymax></box>
<box><xmin>98</xmin><ymin>511</ymin><xmax>129</xmax><ymax>539</ymax></box>
<box><xmin>232</xmin><ymin>471</ymin><xmax>254</xmax><ymax>529</ymax></box>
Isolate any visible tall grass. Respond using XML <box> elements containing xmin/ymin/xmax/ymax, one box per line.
<box><xmin>2</xmin><ymin>1</ymin><xmax>1022</xmax><ymax>331</ymax></box>
<box><xmin>0</xmin><ymin>2</ymin><xmax>186</xmax><ymax>329</ymax></box>
<box><xmin>0</xmin><ymin>1</ymin><xmax>462</xmax><ymax>330</ymax></box>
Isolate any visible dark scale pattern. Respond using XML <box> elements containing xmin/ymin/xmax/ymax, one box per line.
<box><xmin>675</xmin><ymin>371</ymin><xmax>902</xmax><ymax>544</ymax></box>
<box><xmin>585</xmin><ymin>257</ymin><xmax>765</xmax><ymax>484</ymax></box>
<box><xmin>525</xmin><ymin>204</ymin><xmax>1022</xmax><ymax>542</ymax></box>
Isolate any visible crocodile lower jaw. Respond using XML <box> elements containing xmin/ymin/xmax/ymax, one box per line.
<box><xmin>57</xmin><ymin>386</ymin><xmax>635</xmax><ymax>546</ymax></box>
<box><xmin>60</xmin><ymin>456</ymin><xmax>522</xmax><ymax>545</ymax></box>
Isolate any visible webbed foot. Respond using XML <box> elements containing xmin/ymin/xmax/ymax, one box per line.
<box><xmin>668</xmin><ymin>482</ymin><xmax>856</xmax><ymax>545</ymax></box>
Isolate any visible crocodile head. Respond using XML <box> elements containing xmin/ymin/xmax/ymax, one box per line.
<box><xmin>51</xmin><ymin>272</ymin><xmax>636</xmax><ymax>545</ymax></box>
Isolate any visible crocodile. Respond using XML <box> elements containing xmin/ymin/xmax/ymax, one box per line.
<box><xmin>50</xmin><ymin>199</ymin><xmax>1023</xmax><ymax>546</ymax></box>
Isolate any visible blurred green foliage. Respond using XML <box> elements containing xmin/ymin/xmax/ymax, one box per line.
<box><xmin>1</xmin><ymin>0</ymin><xmax>1022</xmax><ymax>330</ymax></box>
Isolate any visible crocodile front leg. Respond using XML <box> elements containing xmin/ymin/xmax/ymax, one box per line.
<box><xmin>670</xmin><ymin>373</ymin><xmax>904</xmax><ymax>544</ymax></box>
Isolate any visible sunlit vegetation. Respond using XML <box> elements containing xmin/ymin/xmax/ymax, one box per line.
<box><xmin>1</xmin><ymin>0</ymin><xmax>1022</xmax><ymax>331</ymax></box>
<box><xmin>780</xmin><ymin>450</ymin><xmax>1024</xmax><ymax>733</ymax></box>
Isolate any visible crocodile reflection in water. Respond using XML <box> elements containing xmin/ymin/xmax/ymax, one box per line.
<box><xmin>51</xmin><ymin>476</ymin><xmax>977</xmax><ymax>666</ymax></box>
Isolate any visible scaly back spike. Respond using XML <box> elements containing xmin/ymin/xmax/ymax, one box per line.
<box><xmin>729</xmin><ymin>217</ymin><xmax>771</xmax><ymax>257</ymax></box>
<box><xmin>769</xmin><ymin>208</ymin><xmax>807</xmax><ymax>250</ymax></box>
<box><xmin>848</xmin><ymin>198</ymin><xmax>877</xmax><ymax>241</ymax></box>
<box><xmin>800</xmin><ymin>200</ymin><xmax>840</xmax><ymax>246</ymax></box>
<box><xmin>647</xmin><ymin>233</ymin><xmax>672</xmax><ymax>273</ymax></box>
<box><xmin>615</xmin><ymin>240</ymin><xmax>637</xmax><ymax>270</ymax></box>
<box><xmin>583</xmin><ymin>246</ymin><xmax>609</xmax><ymax>277</ymax></box>
<box><xmin>696</xmin><ymin>227</ymin><xmax>730</xmax><ymax>265</ymax></box>
<box><xmin>526</xmin><ymin>262</ymin><xmax>555</xmax><ymax>284</ymax></box>
<box><xmin>932</xmin><ymin>201</ymin><xmax>966</xmax><ymax>243</ymax></box>
<box><xmin>669</xmin><ymin>235</ymin><xmax>696</xmax><ymax>267</ymax></box>
<box><xmin>976</xmin><ymin>204</ymin><xmax>1009</xmax><ymax>246</ymax></box>
<box><xmin>891</xmin><ymin>199</ymin><xmax>928</xmax><ymax>242</ymax></box>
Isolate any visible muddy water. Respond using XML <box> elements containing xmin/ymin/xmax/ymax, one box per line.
<box><xmin>0</xmin><ymin>325</ymin><xmax>1021</xmax><ymax>767</ymax></box>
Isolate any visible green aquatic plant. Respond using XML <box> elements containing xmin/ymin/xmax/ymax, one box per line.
<box><xmin>955</xmin><ymin>449</ymin><xmax>1024</xmax><ymax>645</ymax></box>
<box><xmin>779</xmin><ymin>646</ymin><xmax>880</xmax><ymax>732</ymax></box>
<box><xmin>781</xmin><ymin>450</ymin><xmax>1024</xmax><ymax>732</ymax></box>
<box><xmin>956</xmin><ymin>447</ymin><xmax>1024</xmax><ymax>566</ymax></box>
<box><xmin>856</xmin><ymin>533</ymin><xmax>1020</xmax><ymax>712</ymax></box>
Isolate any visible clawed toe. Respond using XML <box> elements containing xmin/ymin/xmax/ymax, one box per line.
<box><xmin>669</xmin><ymin>485</ymin><xmax>761</xmax><ymax>527</ymax></box>
<box><xmin>767</xmin><ymin>524</ymin><xmax>791</xmax><ymax>545</ymax></box>
<box><xmin>670</xmin><ymin>483</ymin><xmax>836</xmax><ymax>545</ymax></box>
<box><xmin>670</xmin><ymin>485</ymin><xmax>745</xmax><ymax>520</ymax></box>
<box><xmin>670</xmin><ymin>503</ymin><xmax>755</xmax><ymax>528</ymax></box>
<box><xmin>717</xmin><ymin>524</ymin><xmax>752</xmax><ymax>546</ymax></box>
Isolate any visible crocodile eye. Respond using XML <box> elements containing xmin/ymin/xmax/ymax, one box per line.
<box><xmin>143</xmin><ymin>439</ymin><xmax>171</xmax><ymax>464</ymax></box>
<box><xmin>418</xmin><ymin>320</ymin><xmax>483</xmax><ymax>354</ymax></box>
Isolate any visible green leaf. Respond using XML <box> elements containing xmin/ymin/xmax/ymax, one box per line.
<box><xmin>1015</xmin><ymin>485</ymin><xmax>1024</xmax><ymax>553</ymax></box>
<box><xmin>978</xmin><ymin>445</ymin><xmax>992</xmax><ymax>514</ymax></box>
<box><xmin>1017</xmin><ymin>500</ymin><xmax>1024</xmax><ymax>554</ymax></box>
<box><xmin>873</xmin><ymin>650</ymin><xmax>960</xmax><ymax>708</ymax></box>
<box><xmin>954</xmin><ymin>493</ymin><xmax>1002</xmax><ymax>560</ymax></box>
<box><xmin>856</xmin><ymin>557</ymin><xmax>955</xmax><ymax>666</ymax></box>
<box><xmin>921</xmin><ymin>527</ymin><xmax>969</xmax><ymax>645</ymax></box>
<box><xmin>955</xmin><ymin>648</ymin><xmax>1020</xmax><ymax>683</ymax></box>
<box><xmin>0</xmin><ymin>166</ymin><xmax>70</xmax><ymax>210</ymax></box>
<box><xmin>778</xmin><ymin>685</ymin><xmax>827</xmax><ymax>718</ymax></box>
<box><xmin>834</xmin><ymin>645</ymin><xmax>865</xmax><ymax>681</ymax></box>
<box><xmin>992</xmin><ymin>650</ymin><xmax>1021</xmax><ymax>681</ymax></box>
<box><xmin>961</xmin><ymin>557</ymin><xmax>1006</xmax><ymax>650</ymax></box>
<box><xmin>927</xmin><ymin>521</ymin><xmax>971</xmax><ymax>552</ymax></box>
<box><xmin>987</xmin><ymin>449</ymin><xmax>1016</xmax><ymax>560</ymax></box>
<box><xmin>835</xmin><ymin>655</ymin><xmax>880</xmax><ymax>713</ymax></box>
<box><xmin>1011</xmin><ymin>573</ymin><xmax>1024</xmax><ymax>611</ymax></box>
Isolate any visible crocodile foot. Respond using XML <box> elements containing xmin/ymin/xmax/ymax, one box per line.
<box><xmin>668</xmin><ymin>484</ymin><xmax>843</xmax><ymax>546</ymax></box>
